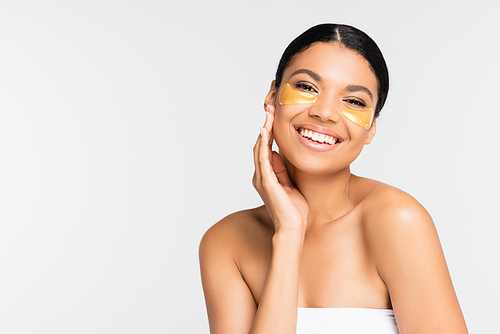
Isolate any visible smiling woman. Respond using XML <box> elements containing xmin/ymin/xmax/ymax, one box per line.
<box><xmin>199</xmin><ymin>23</ymin><xmax>469</xmax><ymax>334</ymax></box>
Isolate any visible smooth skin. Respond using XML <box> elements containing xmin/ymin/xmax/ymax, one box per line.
<box><xmin>199</xmin><ymin>43</ymin><xmax>468</xmax><ymax>334</ymax></box>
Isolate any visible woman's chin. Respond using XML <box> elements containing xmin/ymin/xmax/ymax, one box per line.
<box><xmin>281</xmin><ymin>155</ymin><xmax>351</xmax><ymax>178</ymax></box>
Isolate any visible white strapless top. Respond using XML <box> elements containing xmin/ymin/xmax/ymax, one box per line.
<box><xmin>296</xmin><ymin>308</ymin><xmax>399</xmax><ymax>334</ymax></box>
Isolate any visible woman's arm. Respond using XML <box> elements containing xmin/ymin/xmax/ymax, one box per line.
<box><xmin>199</xmin><ymin>219</ymin><xmax>259</xmax><ymax>333</ymax></box>
<box><xmin>199</xmin><ymin>217</ymin><xmax>305</xmax><ymax>334</ymax></box>
<box><xmin>249</xmin><ymin>230</ymin><xmax>304</xmax><ymax>333</ymax></box>
<box><xmin>368</xmin><ymin>189</ymin><xmax>468</xmax><ymax>333</ymax></box>
<box><xmin>200</xmin><ymin>106</ymin><xmax>309</xmax><ymax>333</ymax></box>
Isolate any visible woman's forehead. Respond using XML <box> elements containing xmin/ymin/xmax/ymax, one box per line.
<box><xmin>288</xmin><ymin>44</ymin><xmax>371</xmax><ymax>72</ymax></box>
<box><xmin>282</xmin><ymin>43</ymin><xmax>378</xmax><ymax>92</ymax></box>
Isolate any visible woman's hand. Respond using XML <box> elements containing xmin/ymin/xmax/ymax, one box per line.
<box><xmin>252</xmin><ymin>105</ymin><xmax>309</xmax><ymax>236</ymax></box>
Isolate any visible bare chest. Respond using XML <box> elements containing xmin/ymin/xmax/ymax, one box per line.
<box><xmin>240</xmin><ymin>221</ymin><xmax>390</xmax><ymax>309</ymax></box>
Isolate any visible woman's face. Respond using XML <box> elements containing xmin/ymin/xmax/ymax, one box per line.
<box><xmin>265</xmin><ymin>42</ymin><xmax>379</xmax><ymax>176</ymax></box>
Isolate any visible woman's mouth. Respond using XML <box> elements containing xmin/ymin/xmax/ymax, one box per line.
<box><xmin>297</xmin><ymin>127</ymin><xmax>337</xmax><ymax>145</ymax></box>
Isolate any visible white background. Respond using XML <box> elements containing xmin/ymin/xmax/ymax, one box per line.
<box><xmin>1</xmin><ymin>1</ymin><xmax>498</xmax><ymax>333</ymax></box>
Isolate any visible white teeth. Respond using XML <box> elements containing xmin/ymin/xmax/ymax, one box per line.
<box><xmin>298</xmin><ymin>128</ymin><xmax>337</xmax><ymax>145</ymax></box>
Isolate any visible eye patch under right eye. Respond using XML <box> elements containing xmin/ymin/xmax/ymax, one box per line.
<box><xmin>279</xmin><ymin>83</ymin><xmax>317</xmax><ymax>105</ymax></box>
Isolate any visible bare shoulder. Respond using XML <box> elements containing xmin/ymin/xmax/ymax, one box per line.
<box><xmin>354</xmin><ymin>176</ymin><xmax>441</xmax><ymax>272</ymax></box>
<box><xmin>354</xmin><ymin>176</ymin><xmax>434</xmax><ymax>233</ymax></box>
<box><xmin>199</xmin><ymin>207</ymin><xmax>273</xmax><ymax>333</ymax></box>
<box><xmin>199</xmin><ymin>206</ymin><xmax>272</xmax><ymax>258</ymax></box>
<box><xmin>353</xmin><ymin>178</ymin><xmax>468</xmax><ymax>332</ymax></box>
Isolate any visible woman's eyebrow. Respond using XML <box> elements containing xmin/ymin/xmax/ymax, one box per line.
<box><xmin>290</xmin><ymin>69</ymin><xmax>322</xmax><ymax>82</ymax></box>
<box><xmin>346</xmin><ymin>85</ymin><xmax>373</xmax><ymax>100</ymax></box>
<box><xmin>289</xmin><ymin>70</ymin><xmax>373</xmax><ymax>101</ymax></box>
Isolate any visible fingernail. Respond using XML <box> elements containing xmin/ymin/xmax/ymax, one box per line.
<box><xmin>260</xmin><ymin>127</ymin><xmax>264</xmax><ymax>136</ymax></box>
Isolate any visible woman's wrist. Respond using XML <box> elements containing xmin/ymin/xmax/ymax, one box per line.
<box><xmin>272</xmin><ymin>227</ymin><xmax>306</xmax><ymax>246</ymax></box>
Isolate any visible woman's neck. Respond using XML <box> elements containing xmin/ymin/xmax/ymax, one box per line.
<box><xmin>288</xmin><ymin>165</ymin><xmax>356</xmax><ymax>228</ymax></box>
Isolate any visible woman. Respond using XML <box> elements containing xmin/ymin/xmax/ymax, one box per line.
<box><xmin>199</xmin><ymin>23</ymin><xmax>468</xmax><ymax>333</ymax></box>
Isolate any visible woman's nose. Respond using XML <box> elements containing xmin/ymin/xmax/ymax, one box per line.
<box><xmin>307</xmin><ymin>97</ymin><xmax>342</xmax><ymax>123</ymax></box>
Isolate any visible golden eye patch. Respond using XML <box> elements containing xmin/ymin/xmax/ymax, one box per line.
<box><xmin>278</xmin><ymin>82</ymin><xmax>373</xmax><ymax>129</ymax></box>
<box><xmin>342</xmin><ymin>108</ymin><xmax>373</xmax><ymax>129</ymax></box>
<box><xmin>279</xmin><ymin>83</ymin><xmax>317</xmax><ymax>105</ymax></box>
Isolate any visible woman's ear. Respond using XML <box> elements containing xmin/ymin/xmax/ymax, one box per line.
<box><xmin>264</xmin><ymin>80</ymin><xmax>277</xmax><ymax>111</ymax></box>
<box><xmin>364</xmin><ymin>118</ymin><xmax>377</xmax><ymax>145</ymax></box>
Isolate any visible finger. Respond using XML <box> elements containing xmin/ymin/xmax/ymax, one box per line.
<box><xmin>253</xmin><ymin>131</ymin><xmax>263</xmax><ymax>183</ymax></box>
<box><xmin>262</xmin><ymin>106</ymin><xmax>275</xmax><ymax>151</ymax></box>
<box><xmin>253</xmin><ymin>120</ymin><xmax>274</xmax><ymax>188</ymax></box>
<box><xmin>263</xmin><ymin>105</ymin><xmax>274</xmax><ymax>133</ymax></box>
<box><xmin>258</xmin><ymin>119</ymin><xmax>278</xmax><ymax>186</ymax></box>
<box><xmin>254</xmin><ymin>105</ymin><xmax>278</xmax><ymax>191</ymax></box>
<box><xmin>271</xmin><ymin>151</ymin><xmax>294</xmax><ymax>187</ymax></box>
<box><xmin>267</xmin><ymin>104</ymin><xmax>276</xmax><ymax>116</ymax></box>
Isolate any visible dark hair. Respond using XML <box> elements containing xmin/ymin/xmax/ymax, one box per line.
<box><xmin>275</xmin><ymin>23</ymin><xmax>389</xmax><ymax>118</ymax></box>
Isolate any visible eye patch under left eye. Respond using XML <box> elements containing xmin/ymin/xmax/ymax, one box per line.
<box><xmin>342</xmin><ymin>107</ymin><xmax>373</xmax><ymax>129</ymax></box>
<box><xmin>279</xmin><ymin>83</ymin><xmax>317</xmax><ymax>105</ymax></box>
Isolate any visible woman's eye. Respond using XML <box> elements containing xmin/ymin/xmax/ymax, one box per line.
<box><xmin>295</xmin><ymin>83</ymin><xmax>317</xmax><ymax>93</ymax></box>
<box><xmin>345</xmin><ymin>99</ymin><xmax>366</xmax><ymax>107</ymax></box>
